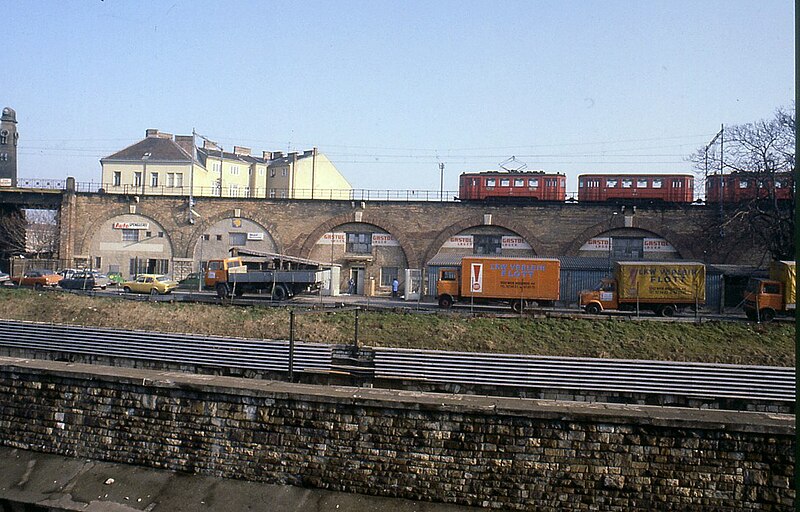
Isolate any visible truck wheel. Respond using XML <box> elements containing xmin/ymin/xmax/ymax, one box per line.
<box><xmin>660</xmin><ymin>305</ymin><xmax>676</xmax><ymax>317</ymax></box>
<box><xmin>438</xmin><ymin>295</ymin><xmax>453</xmax><ymax>309</ymax></box>
<box><xmin>271</xmin><ymin>285</ymin><xmax>288</xmax><ymax>301</ymax></box>
<box><xmin>215</xmin><ymin>283</ymin><xmax>230</xmax><ymax>299</ymax></box>
<box><xmin>759</xmin><ymin>309</ymin><xmax>775</xmax><ymax>322</ymax></box>
<box><xmin>511</xmin><ymin>300</ymin><xmax>526</xmax><ymax>313</ymax></box>
<box><xmin>585</xmin><ymin>303</ymin><xmax>601</xmax><ymax>315</ymax></box>
<box><xmin>745</xmin><ymin>310</ymin><xmax>757</xmax><ymax>321</ymax></box>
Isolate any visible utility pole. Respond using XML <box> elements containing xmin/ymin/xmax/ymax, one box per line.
<box><xmin>439</xmin><ymin>162</ymin><xmax>445</xmax><ymax>201</ymax></box>
<box><xmin>718</xmin><ymin>124</ymin><xmax>724</xmax><ymax>237</ymax></box>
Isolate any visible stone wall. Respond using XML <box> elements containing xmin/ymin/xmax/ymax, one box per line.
<box><xmin>0</xmin><ymin>357</ymin><xmax>793</xmax><ymax>510</ymax></box>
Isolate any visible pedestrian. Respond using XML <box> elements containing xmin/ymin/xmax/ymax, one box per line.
<box><xmin>391</xmin><ymin>277</ymin><xmax>399</xmax><ymax>298</ymax></box>
<box><xmin>348</xmin><ymin>277</ymin><xmax>355</xmax><ymax>295</ymax></box>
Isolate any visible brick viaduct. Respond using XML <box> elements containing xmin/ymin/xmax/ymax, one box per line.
<box><xmin>57</xmin><ymin>190</ymin><xmax>760</xmax><ymax>269</ymax></box>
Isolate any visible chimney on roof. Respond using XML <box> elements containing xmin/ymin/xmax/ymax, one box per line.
<box><xmin>262</xmin><ymin>151</ymin><xmax>273</xmax><ymax>160</ymax></box>
<box><xmin>157</xmin><ymin>132</ymin><xmax>173</xmax><ymax>139</ymax></box>
<box><xmin>302</xmin><ymin>149</ymin><xmax>314</xmax><ymax>157</ymax></box>
<box><xmin>146</xmin><ymin>129</ymin><xmax>159</xmax><ymax>138</ymax></box>
<box><xmin>288</xmin><ymin>152</ymin><xmax>298</xmax><ymax>159</ymax></box>
<box><xmin>272</xmin><ymin>151</ymin><xmax>283</xmax><ymax>159</ymax></box>
<box><xmin>233</xmin><ymin>146</ymin><xmax>251</xmax><ymax>156</ymax></box>
<box><xmin>174</xmin><ymin>135</ymin><xmax>195</xmax><ymax>157</ymax></box>
<box><xmin>203</xmin><ymin>140</ymin><xmax>220</xmax><ymax>151</ymax></box>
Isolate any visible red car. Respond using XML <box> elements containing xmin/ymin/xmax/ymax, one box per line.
<box><xmin>11</xmin><ymin>269</ymin><xmax>63</xmax><ymax>289</ymax></box>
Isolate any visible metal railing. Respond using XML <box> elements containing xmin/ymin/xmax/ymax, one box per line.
<box><xmin>14</xmin><ymin>179</ymin><xmax>462</xmax><ymax>202</ymax></box>
<box><xmin>0</xmin><ymin>319</ymin><xmax>332</xmax><ymax>374</ymax></box>
<box><xmin>372</xmin><ymin>347</ymin><xmax>796</xmax><ymax>402</ymax></box>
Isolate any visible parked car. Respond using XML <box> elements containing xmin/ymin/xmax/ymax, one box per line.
<box><xmin>11</xmin><ymin>269</ymin><xmax>63</xmax><ymax>289</ymax></box>
<box><xmin>59</xmin><ymin>270</ymin><xmax>112</xmax><ymax>290</ymax></box>
<box><xmin>177</xmin><ymin>272</ymin><xmax>204</xmax><ymax>289</ymax></box>
<box><xmin>107</xmin><ymin>272</ymin><xmax>125</xmax><ymax>286</ymax></box>
<box><xmin>0</xmin><ymin>271</ymin><xmax>9</xmax><ymax>284</ymax></box>
<box><xmin>121</xmin><ymin>274</ymin><xmax>178</xmax><ymax>295</ymax></box>
<box><xmin>58</xmin><ymin>268</ymin><xmax>80</xmax><ymax>280</ymax></box>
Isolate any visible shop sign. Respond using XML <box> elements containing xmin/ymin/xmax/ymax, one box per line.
<box><xmin>372</xmin><ymin>233</ymin><xmax>399</xmax><ymax>246</ymax></box>
<box><xmin>442</xmin><ymin>235</ymin><xmax>473</xmax><ymax>248</ymax></box>
<box><xmin>247</xmin><ymin>232</ymin><xmax>264</xmax><ymax>241</ymax></box>
<box><xmin>113</xmin><ymin>222</ymin><xmax>149</xmax><ymax>230</ymax></box>
<box><xmin>317</xmin><ymin>232</ymin><xmax>346</xmax><ymax>245</ymax></box>
<box><xmin>643</xmin><ymin>238</ymin><xmax>675</xmax><ymax>253</ymax></box>
<box><xmin>501</xmin><ymin>236</ymin><xmax>531</xmax><ymax>250</ymax></box>
<box><xmin>580</xmin><ymin>237</ymin><xmax>611</xmax><ymax>251</ymax></box>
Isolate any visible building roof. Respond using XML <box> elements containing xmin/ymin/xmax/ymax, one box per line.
<box><xmin>101</xmin><ymin>136</ymin><xmax>192</xmax><ymax>163</ymax></box>
<box><xmin>196</xmin><ymin>147</ymin><xmax>269</xmax><ymax>166</ymax></box>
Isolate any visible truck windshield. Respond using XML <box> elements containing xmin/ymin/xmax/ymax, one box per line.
<box><xmin>745</xmin><ymin>279</ymin><xmax>760</xmax><ymax>293</ymax></box>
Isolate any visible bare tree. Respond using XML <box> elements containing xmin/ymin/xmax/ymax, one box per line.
<box><xmin>691</xmin><ymin>105</ymin><xmax>795</xmax><ymax>262</ymax></box>
<box><xmin>0</xmin><ymin>208</ymin><xmax>59</xmax><ymax>259</ymax></box>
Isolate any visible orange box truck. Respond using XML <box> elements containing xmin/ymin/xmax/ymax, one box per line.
<box><xmin>743</xmin><ymin>260</ymin><xmax>795</xmax><ymax>322</ymax></box>
<box><xmin>436</xmin><ymin>256</ymin><xmax>560</xmax><ymax>312</ymax></box>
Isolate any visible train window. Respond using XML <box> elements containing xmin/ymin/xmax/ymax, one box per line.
<box><xmin>578</xmin><ymin>179</ymin><xmax>583</xmax><ymax>188</ymax></box>
<box><xmin>672</xmin><ymin>180</ymin><xmax>683</xmax><ymax>188</ymax></box>
<box><xmin>529</xmin><ymin>178</ymin><xmax>539</xmax><ymax>188</ymax></box>
<box><xmin>606</xmin><ymin>179</ymin><xmax>617</xmax><ymax>188</ymax></box>
<box><xmin>622</xmin><ymin>179</ymin><xmax>633</xmax><ymax>188</ymax></box>
<box><xmin>739</xmin><ymin>180</ymin><xmax>749</xmax><ymax>188</ymax></box>
<box><xmin>652</xmin><ymin>179</ymin><xmax>663</xmax><ymax>188</ymax></box>
<box><xmin>514</xmin><ymin>178</ymin><xmax>524</xmax><ymax>187</ymax></box>
<box><xmin>637</xmin><ymin>179</ymin><xmax>648</xmax><ymax>188</ymax></box>
<box><xmin>486</xmin><ymin>178</ymin><xmax>496</xmax><ymax>188</ymax></box>
<box><xmin>500</xmin><ymin>178</ymin><xmax>510</xmax><ymax>187</ymax></box>
<box><xmin>775</xmin><ymin>180</ymin><xmax>784</xmax><ymax>188</ymax></box>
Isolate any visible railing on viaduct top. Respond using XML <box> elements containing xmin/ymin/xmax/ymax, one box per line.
<box><xmin>14</xmin><ymin>178</ymin><xmax>464</xmax><ymax>202</ymax></box>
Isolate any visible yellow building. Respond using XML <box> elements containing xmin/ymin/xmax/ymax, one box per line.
<box><xmin>100</xmin><ymin>130</ymin><xmax>351</xmax><ymax>199</ymax></box>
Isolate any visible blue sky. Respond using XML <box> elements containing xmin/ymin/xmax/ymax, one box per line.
<box><xmin>6</xmin><ymin>1</ymin><xmax>795</xmax><ymax>195</ymax></box>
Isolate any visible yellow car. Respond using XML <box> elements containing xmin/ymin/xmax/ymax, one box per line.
<box><xmin>121</xmin><ymin>274</ymin><xmax>178</xmax><ymax>295</ymax></box>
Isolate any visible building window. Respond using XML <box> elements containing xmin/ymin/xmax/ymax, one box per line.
<box><xmin>381</xmin><ymin>267</ymin><xmax>399</xmax><ymax>287</ymax></box>
<box><xmin>122</xmin><ymin>229</ymin><xmax>139</xmax><ymax>242</ymax></box>
<box><xmin>145</xmin><ymin>231</ymin><xmax>152</xmax><ymax>238</ymax></box>
<box><xmin>230</xmin><ymin>233</ymin><xmax>247</xmax><ymax>246</ymax></box>
<box><xmin>113</xmin><ymin>171</ymin><xmax>121</xmax><ymax>187</ymax></box>
<box><xmin>216</xmin><ymin>234</ymin><xmax>222</xmax><ymax>241</ymax></box>
<box><xmin>134</xmin><ymin>172</ymin><xmax>142</xmax><ymax>187</ymax></box>
<box><xmin>270</xmin><ymin>169</ymin><xmax>276</xmax><ymax>178</ymax></box>
<box><xmin>473</xmin><ymin>235</ymin><xmax>502</xmax><ymax>255</ymax></box>
<box><xmin>282</xmin><ymin>169</ymin><xmax>288</xmax><ymax>177</ymax></box>
<box><xmin>346</xmin><ymin>232</ymin><xmax>371</xmax><ymax>254</ymax></box>
<box><xmin>150</xmin><ymin>172</ymin><xmax>158</xmax><ymax>187</ymax></box>
<box><xmin>259</xmin><ymin>168</ymin><xmax>265</xmax><ymax>176</ymax></box>
<box><xmin>269</xmin><ymin>189</ymin><xmax>276</xmax><ymax>198</ymax></box>
<box><xmin>231</xmin><ymin>166</ymin><xmax>239</xmax><ymax>175</ymax></box>
<box><xmin>158</xmin><ymin>232</ymin><xmax>164</xmax><ymax>238</ymax></box>
<box><xmin>203</xmin><ymin>234</ymin><xmax>210</xmax><ymax>241</ymax></box>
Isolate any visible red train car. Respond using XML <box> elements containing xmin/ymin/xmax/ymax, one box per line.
<box><xmin>705</xmin><ymin>172</ymin><xmax>794</xmax><ymax>202</ymax></box>
<box><xmin>577</xmin><ymin>174</ymin><xmax>694</xmax><ymax>203</ymax></box>
<box><xmin>459</xmin><ymin>171</ymin><xmax>567</xmax><ymax>202</ymax></box>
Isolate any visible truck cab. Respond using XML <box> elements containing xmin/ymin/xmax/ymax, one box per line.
<box><xmin>436</xmin><ymin>268</ymin><xmax>460</xmax><ymax>308</ymax></box>
<box><xmin>579</xmin><ymin>278</ymin><xmax>617</xmax><ymax>314</ymax></box>
<box><xmin>204</xmin><ymin>257</ymin><xmax>246</xmax><ymax>289</ymax></box>
<box><xmin>743</xmin><ymin>278</ymin><xmax>784</xmax><ymax>322</ymax></box>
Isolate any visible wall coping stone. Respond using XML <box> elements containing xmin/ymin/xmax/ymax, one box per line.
<box><xmin>1</xmin><ymin>356</ymin><xmax>793</xmax><ymax>435</ymax></box>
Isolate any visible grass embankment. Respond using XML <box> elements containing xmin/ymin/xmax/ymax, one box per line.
<box><xmin>0</xmin><ymin>289</ymin><xmax>794</xmax><ymax>366</ymax></box>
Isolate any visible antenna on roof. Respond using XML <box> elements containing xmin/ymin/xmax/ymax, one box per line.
<box><xmin>498</xmin><ymin>156</ymin><xmax>527</xmax><ymax>173</ymax></box>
